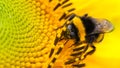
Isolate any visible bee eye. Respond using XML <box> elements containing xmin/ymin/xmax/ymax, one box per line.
<box><xmin>67</xmin><ymin>24</ymin><xmax>72</xmax><ymax>30</ymax></box>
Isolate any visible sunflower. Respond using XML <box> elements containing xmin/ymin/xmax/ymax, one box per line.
<box><xmin>0</xmin><ymin>0</ymin><xmax>119</xmax><ymax>68</ymax></box>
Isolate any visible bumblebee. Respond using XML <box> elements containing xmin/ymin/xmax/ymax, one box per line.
<box><xmin>48</xmin><ymin>13</ymin><xmax>114</xmax><ymax>68</ymax></box>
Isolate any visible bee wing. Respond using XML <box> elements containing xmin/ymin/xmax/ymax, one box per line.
<box><xmin>91</xmin><ymin>18</ymin><xmax>114</xmax><ymax>33</ymax></box>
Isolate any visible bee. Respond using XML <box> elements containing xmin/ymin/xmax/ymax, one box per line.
<box><xmin>48</xmin><ymin>13</ymin><xmax>114</xmax><ymax>68</ymax></box>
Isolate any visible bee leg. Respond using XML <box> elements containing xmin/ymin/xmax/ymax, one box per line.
<box><xmin>75</xmin><ymin>43</ymin><xmax>89</xmax><ymax>61</ymax></box>
<box><xmin>65</xmin><ymin>58</ymin><xmax>85</xmax><ymax>68</ymax></box>
<box><xmin>79</xmin><ymin>35</ymin><xmax>95</xmax><ymax>60</ymax></box>
<box><xmin>82</xmin><ymin>44</ymin><xmax>96</xmax><ymax>60</ymax></box>
<box><xmin>72</xmin><ymin>63</ymin><xmax>85</xmax><ymax>68</ymax></box>
<box><xmin>65</xmin><ymin>59</ymin><xmax>76</xmax><ymax>65</ymax></box>
<box><xmin>70</xmin><ymin>51</ymin><xmax>83</xmax><ymax>56</ymax></box>
<box><xmin>59</xmin><ymin>30</ymin><xmax>69</xmax><ymax>41</ymax></box>
<box><xmin>73</xmin><ymin>46</ymin><xmax>85</xmax><ymax>52</ymax></box>
<box><xmin>83</xmin><ymin>44</ymin><xmax>89</xmax><ymax>53</ymax></box>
